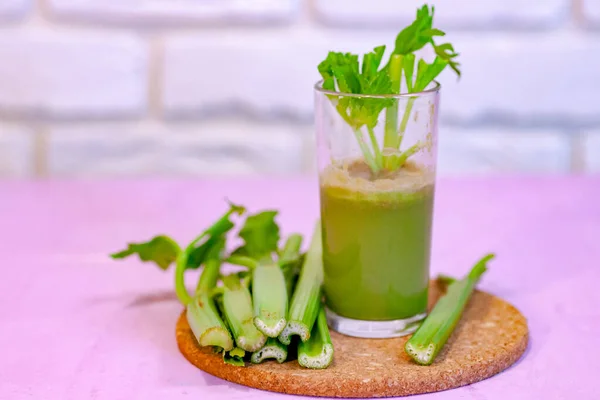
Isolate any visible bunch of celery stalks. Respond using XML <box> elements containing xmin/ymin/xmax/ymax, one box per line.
<box><xmin>111</xmin><ymin>203</ymin><xmax>492</xmax><ymax>368</ymax></box>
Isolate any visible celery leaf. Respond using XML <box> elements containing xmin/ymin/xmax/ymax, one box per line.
<box><xmin>184</xmin><ymin>202</ymin><xmax>245</xmax><ymax>269</ymax></box>
<box><xmin>110</xmin><ymin>235</ymin><xmax>181</xmax><ymax>270</ymax></box>
<box><xmin>233</xmin><ymin>211</ymin><xmax>280</xmax><ymax>260</ymax></box>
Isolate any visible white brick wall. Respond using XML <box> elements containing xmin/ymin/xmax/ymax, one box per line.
<box><xmin>583</xmin><ymin>132</ymin><xmax>600</xmax><ymax>172</ymax></box>
<box><xmin>583</xmin><ymin>0</ymin><xmax>600</xmax><ymax>23</ymax></box>
<box><xmin>163</xmin><ymin>31</ymin><xmax>325</xmax><ymax>119</ymax></box>
<box><xmin>47</xmin><ymin>122</ymin><xmax>306</xmax><ymax>177</ymax></box>
<box><xmin>0</xmin><ymin>0</ymin><xmax>596</xmax><ymax>178</ymax></box>
<box><xmin>438</xmin><ymin>129</ymin><xmax>571</xmax><ymax>175</ymax></box>
<box><xmin>0</xmin><ymin>30</ymin><xmax>147</xmax><ymax>118</ymax></box>
<box><xmin>163</xmin><ymin>31</ymin><xmax>600</xmax><ymax>123</ymax></box>
<box><xmin>48</xmin><ymin>0</ymin><xmax>297</xmax><ymax>24</ymax></box>
<box><xmin>313</xmin><ymin>0</ymin><xmax>568</xmax><ymax>28</ymax></box>
<box><xmin>439</xmin><ymin>33</ymin><xmax>600</xmax><ymax>122</ymax></box>
<box><xmin>0</xmin><ymin>0</ymin><xmax>30</xmax><ymax>19</ymax></box>
<box><xmin>0</xmin><ymin>124</ymin><xmax>34</xmax><ymax>178</ymax></box>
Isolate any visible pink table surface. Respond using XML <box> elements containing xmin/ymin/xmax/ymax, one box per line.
<box><xmin>0</xmin><ymin>177</ymin><xmax>599</xmax><ymax>400</ymax></box>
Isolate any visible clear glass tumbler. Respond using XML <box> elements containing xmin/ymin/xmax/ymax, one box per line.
<box><xmin>315</xmin><ymin>80</ymin><xmax>441</xmax><ymax>338</ymax></box>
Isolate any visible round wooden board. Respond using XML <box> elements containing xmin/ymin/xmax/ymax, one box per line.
<box><xmin>176</xmin><ymin>280</ymin><xmax>528</xmax><ymax>398</ymax></box>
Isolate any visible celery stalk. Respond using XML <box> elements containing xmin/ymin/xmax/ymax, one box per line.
<box><xmin>226</xmin><ymin>255</ymin><xmax>258</xmax><ymax>269</ymax></box>
<box><xmin>186</xmin><ymin>258</ymin><xmax>234</xmax><ymax>351</ymax></box>
<box><xmin>251</xmin><ymin>234</ymin><xmax>302</xmax><ymax>338</ymax></box>
<box><xmin>250</xmin><ymin>338</ymin><xmax>288</xmax><ymax>364</ymax></box>
<box><xmin>395</xmin><ymin>97</ymin><xmax>416</xmax><ymax>151</ymax></box>
<box><xmin>222</xmin><ymin>274</ymin><xmax>266</xmax><ymax>352</ymax></box>
<box><xmin>387</xmin><ymin>141</ymin><xmax>423</xmax><ymax>170</ymax></box>
<box><xmin>298</xmin><ymin>307</ymin><xmax>334</xmax><ymax>369</ymax></box>
<box><xmin>383</xmin><ymin>54</ymin><xmax>403</xmax><ymax>151</ymax></box>
<box><xmin>279</xmin><ymin>234</ymin><xmax>303</xmax><ymax>264</ymax></box>
<box><xmin>278</xmin><ymin>222</ymin><xmax>323</xmax><ymax>345</ymax></box>
<box><xmin>187</xmin><ymin>294</ymin><xmax>234</xmax><ymax>351</ymax></box>
<box><xmin>405</xmin><ymin>254</ymin><xmax>494</xmax><ymax>365</ymax></box>
<box><xmin>367</xmin><ymin>126</ymin><xmax>383</xmax><ymax>169</ymax></box>
<box><xmin>283</xmin><ymin>259</ymin><xmax>301</xmax><ymax>302</ymax></box>
<box><xmin>280</xmin><ymin>234</ymin><xmax>303</xmax><ymax>300</ymax></box>
<box><xmin>252</xmin><ymin>262</ymin><xmax>288</xmax><ymax>337</ymax></box>
<box><xmin>352</xmin><ymin>127</ymin><xmax>380</xmax><ymax>175</ymax></box>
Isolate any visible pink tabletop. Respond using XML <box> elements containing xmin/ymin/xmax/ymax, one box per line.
<box><xmin>0</xmin><ymin>177</ymin><xmax>598</xmax><ymax>399</ymax></box>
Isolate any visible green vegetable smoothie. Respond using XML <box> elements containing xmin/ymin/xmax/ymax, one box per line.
<box><xmin>320</xmin><ymin>159</ymin><xmax>434</xmax><ymax>321</ymax></box>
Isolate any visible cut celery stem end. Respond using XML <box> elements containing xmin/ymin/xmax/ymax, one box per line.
<box><xmin>187</xmin><ymin>293</ymin><xmax>234</xmax><ymax>351</ymax></box>
<box><xmin>250</xmin><ymin>338</ymin><xmax>288</xmax><ymax>364</ymax></box>
<box><xmin>278</xmin><ymin>222</ymin><xmax>323</xmax><ymax>345</ymax></box>
<box><xmin>405</xmin><ymin>254</ymin><xmax>494</xmax><ymax>365</ymax></box>
<box><xmin>223</xmin><ymin>347</ymin><xmax>246</xmax><ymax>366</ymax></box>
<box><xmin>186</xmin><ymin>258</ymin><xmax>233</xmax><ymax>351</ymax></box>
<box><xmin>222</xmin><ymin>276</ymin><xmax>267</xmax><ymax>352</ymax></box>
<box><xmin>298</xmin><ymin>307</ymin><xmax>334</xmax><ymax>369</ymax></box>
<box><xmin>252</xmin><ymin>262</ymin><xmax>288</xmax><ymax>337</ymax></box>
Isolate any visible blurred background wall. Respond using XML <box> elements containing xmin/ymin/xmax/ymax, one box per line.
<box><xmin>0</xmin><ymin>0</ymin><xmax>598</xmax><ymax>179</ymax></box>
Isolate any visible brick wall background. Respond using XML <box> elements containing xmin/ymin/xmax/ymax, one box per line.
<box><xmin>0</xmin><ymin>0</ymin><xmax>598</xmax><ymax>179</ymax></box>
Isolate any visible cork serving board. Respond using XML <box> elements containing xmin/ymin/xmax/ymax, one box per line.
<box><xmin>176</xmin><ymin>280</ymin><xmax>528</xmax><ymax>398</ymax></box>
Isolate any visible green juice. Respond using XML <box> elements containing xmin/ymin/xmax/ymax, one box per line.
<box><xmin>320</xmin><ymin>160</ymin><xmax>434</xmax><ymax>321</ymax></box>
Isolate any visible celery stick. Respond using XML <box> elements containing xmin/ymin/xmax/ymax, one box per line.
<box><xmin>252</xmin><ymin>262</ymin><xmax>288</xmax><ymax>337</ymax></box>
<box><xmin>252</xmin><ymin>234</ymin><xmax>305</xmax><ymax>337</ymax></box>
<box><xmin>298</xmin><ymin>307</ymin><xmax>334</xmax><ymax>369</ymax></box>
<box><xmin>279</xmin><ymin>234</ymin><xmax>303</xmax><ymax>264</ymax></box>
<box><xmin>222</xmin><ymin>274</ymin><xmax>266</xmax><ymax>352</ymax></box>
<box><xmin>367</xmin><ymin>126</ymin><xmax>383</xmax><ymax>169</ymax></box>
<box><xmin>186</xmin><ymin>258</ymin><xmax>234</xmax><ymax>351</ymax></box>
<box><xmin>352</xmin><ymin>127</ymin><xmax>380</xmax><ymax>175</ymax></box>
<box><xmin>383</xmin><ymin>54</ymin><xmax>403</xmax><ymax>150</ymax></box>
<box><xmin>280</xmin><ymin>234</ymin><xmax>303</xmax><ymax>299</ymax></box>
<box><xmin>282</xmin><ymin>255</ymin><xmax>302</xmax><ymax>302</ymax></box>
<box><xmin>278</xmin><ymin>222</ymin><xmax>323</xmax><ymax>345</ymax></box>
<box><xmin>226</xmin><ymin>255</ymin><xmax>258</xmax><ymax>269</ymax></box>
<box><xmin>395</xmin><ymin>97</ymin><xmax>416</xmax><ymax>150</ymax></box>
<box><xmin>388</xmin><ymin>141</ymin><xmax>423</xmax><ymax>170</ymax></box>
<box><xmin>405</xmin><ymin>254</ymin><xmax>494</xmax><ymax>365</ymax></box>
<box><xmin>251</xmin><ymin>234</ymin><xmax>302</xmax><ymax>338</ymax></box>
<box><xmin>250</xmin><ymin>338</ymin><xmax>288</xmax><ymax>364</ymax></box>
<box><xmin>187</xmin><ymin>293</ymin><xmax>234</xmax><ymax>351</ymax></box>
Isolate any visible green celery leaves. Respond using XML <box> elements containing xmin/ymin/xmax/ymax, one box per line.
<box><xmin>318</xmin><ymin>3</ymin><xmax>461</xmax><ymax>121</ymax></box>
<box><xmin>318</xmin><ymin>47</ymin><xmax>394</xmax><ymax>130</ymax></box>
<box><xmin>183</xmin><ymin>202</ymin><xmax>245</xmax><ymax>269</ymax></box>
<box><xmin>110</xmin><ymin>235</ymin><xmax>181</xmax><ymax>270</ymax></box>
<box><xmin>232</xmin><ymin>210</ymin><xmax>280</xmax><ymax>261</ymax></box>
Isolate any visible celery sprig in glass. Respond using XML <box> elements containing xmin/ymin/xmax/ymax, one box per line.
<box><xmin>317</xmin><ymin>4</ymin><xmax>461</xmax><ymax>176</ymax></box>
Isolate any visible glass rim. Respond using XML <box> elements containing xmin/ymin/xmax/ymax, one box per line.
<box><xmin>313</xmin><ymin>79</ymin><xmax>441</xmax><ymax>99</ymax></box>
